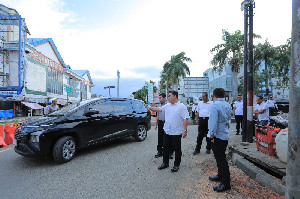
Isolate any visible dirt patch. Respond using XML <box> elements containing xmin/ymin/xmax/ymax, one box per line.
<box><xmin>178</xmin><ymin>158</ymin><xmax>284</xmax><ymax>199</ymax></box>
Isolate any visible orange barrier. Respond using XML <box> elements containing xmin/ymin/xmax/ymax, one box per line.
<box><xmin>0</xmin><ymin>122</ymin><xmax>22</xmax><ymax>147</ymax></box>
<box><xmin>0</xmin><ymin>125</ymin><xmax>7</xmax><ymax>148</ymax></box>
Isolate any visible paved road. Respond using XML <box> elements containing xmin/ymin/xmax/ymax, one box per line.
<box><xmin>1</xmin><ymin>125</ymin><xmax>213</xmax><ymax>199</ymax></box>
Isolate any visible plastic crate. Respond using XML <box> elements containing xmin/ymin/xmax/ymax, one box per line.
<box><xmin>255</xmin><ymin>126</ymin><xmax>281</xmax><ymax>144</ymax></box>
<box><xmin>256</xmin><ymin>139</ymin><xmax>276</xmax><ymax>156</ymax></box>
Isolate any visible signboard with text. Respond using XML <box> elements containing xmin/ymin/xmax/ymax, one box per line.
<box><xmin>147</xmin><ymin>83</ymin><xmax>153</xmax><ymax>103</ymax></box>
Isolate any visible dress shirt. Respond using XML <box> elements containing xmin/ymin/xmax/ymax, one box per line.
<box><xmin>157</xmin><ymin>103</ymin><xmax>166</xmax><ymax>121</ymax></box>
<box><xmin>207</xmin><ymin>98</ymin><xmax>231</xmax><ymax>140</ymax></box>
<box><xmin>197</xmin><ymin>101</ymin><xmax>212</xmax><ymax>117</ymax></box>
<box><xmin>159</xmin><ymin>102</ymin><xmax>189</xmax><ymax>135</ymax></box>
<box><xmin>266</xmin><ymin>100</ymin><xmax>278</xmax><ymax>108</ymax></box>
<box><xmin>233</xmin><ymin>100</ymin><xmax>243</xmax><ymax>115</ymax></box>
<box><xmin>255</xmin><ymin>102</ymin><xmax>269</xmax><ymax>121</ymax></box>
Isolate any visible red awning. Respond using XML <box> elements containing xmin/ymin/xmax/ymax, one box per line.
<box><xmin>21</xmin><ymin>102</ymin><xmax>44</xmax><ymax>110</ymax></box>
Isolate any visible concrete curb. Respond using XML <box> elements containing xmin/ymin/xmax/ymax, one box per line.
<box><xmin>231</xmin><ymin>153</ymin><xmax>285</xmax><ymax>195</ymax></box>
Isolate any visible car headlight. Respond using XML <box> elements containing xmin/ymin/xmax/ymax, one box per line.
<box><xmin>30</xmin><ymin>131</ymin><xmax>45</xmax><ymax>143</ymax></box>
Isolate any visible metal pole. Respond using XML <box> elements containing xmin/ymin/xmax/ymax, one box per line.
<box><xmin>117</xmin><ymin>77</ymin><xmax>119</xmax><ymax>97</ymax></box>
<box><xmin>247</xmin><ymin>2</ymin><xmax>254</xmax><ymax>143</ymax></box>
<box><xmin>286</xmin><ymin>0</ymin><xmax>300</xmax><ymax>197</ymax></box>
<box><xmin>242</xmin><ymin>3</ymin><xmax>248</xmax><ymax>142</ymax></box>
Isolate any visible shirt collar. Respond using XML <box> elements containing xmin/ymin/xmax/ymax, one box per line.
<box><xmin>215</xmin><ymin>98</ymin><xmax>225</xmax><ymax>101</ymax></box>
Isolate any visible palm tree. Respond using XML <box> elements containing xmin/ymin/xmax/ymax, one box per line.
<box><xmin>161</xmin><ymin>52</ymin><xmax>191</xmax><ymax>91</ymax></box>
<box><xmin>210</xmin><ymin>30</ymin><xmax>244</xmax><ymax>99</ymax></box>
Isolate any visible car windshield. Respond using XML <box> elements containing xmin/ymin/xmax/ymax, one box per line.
<box><xmin>48</xmin><ymin>103</ymin><xmax>80</xmax><ymax>116</ymax></box>
<box><xmin>47</xmin><ymin>99</ymin><xmax>100</xmax><ymax>116</ymax></box>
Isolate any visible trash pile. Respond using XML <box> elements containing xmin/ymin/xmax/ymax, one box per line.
<box><xmin>270</xmin><ymin>113</ymin><xmax>288</xmax><ymax>129</ymax></box>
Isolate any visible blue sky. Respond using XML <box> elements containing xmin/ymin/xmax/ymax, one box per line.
<box><xmin>2</xmin><ymin>0</ymin><xmax>292</xmax><ymax>97</ymax></box>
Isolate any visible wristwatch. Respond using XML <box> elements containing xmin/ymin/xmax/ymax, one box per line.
<box><xmin>184</xmin><ymin>129</ymin><xmax>187</xmax><ymax>132</ymax></box>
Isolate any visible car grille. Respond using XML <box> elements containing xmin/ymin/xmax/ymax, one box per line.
<box><xmin>14</xmin><ymin>131</ymin><xmax>28</xmax><ymax>142</ymax></box>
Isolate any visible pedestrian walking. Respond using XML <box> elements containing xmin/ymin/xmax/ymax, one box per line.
<box><xmin>254</xmin><ymin>96</ymin><xmax>269</xmax><ymax>126</ymax></box>
<box><xmin>148</xmin><ymin>91</ymin><xmax>189</xmax><ymax>172</ymax></box>
<box><xmin>208</xmin><ymin>88</ymin><xmax>231</xmax><ymax>192</ymax></box>
<box><xmin>193</xmin><ymin>92</ymin><xmax>212</xmax><ymax>155</ymax></box>
<box><xmin>233</xmin><ymin>95</ymin><xmax>243</xmax><ymax>135</ymax></box>
<box><xmin>154</xmin><ymin>93</ymin><xmax>174</xmax><ymax>159</ymax></box>
<box><xmin>266</xmin><ymin>96</ymin><xmax>278</xmax><ymax>116</ymax></box>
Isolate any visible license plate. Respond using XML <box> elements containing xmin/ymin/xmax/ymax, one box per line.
<box><xmin>13</xmin><ymin>138</ymin><xmax>17</xmax><ymax>145</ymax></box>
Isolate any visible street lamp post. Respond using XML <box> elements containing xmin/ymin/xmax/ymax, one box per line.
<box><xmin>104</xmin><ymin>86</ymin><xmax>115</xmax><ymax>97</ymax></box>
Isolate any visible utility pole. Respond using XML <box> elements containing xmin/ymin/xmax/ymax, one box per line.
<box><xmin>104</xmin><ymin>86</ymin><xmax>115</xmax><ymax>97</ymax></box>
<box><xmin>241</xmin><ymin>0</ymin><xmax>254</xmax><ymax>143</ymax></box>
<box><xmin>242</xmin><ymin>1</ymin><xmax>248</xmax><ymax>142</ymax></box>
<box><xmin>247</xmin><ymin>1</ymin><xmax>254</xmax><ymax>143</ymax></box>
<box><xmin>286</xmin><ymin>0</ymin><xmax>300</xmax><ymax>197</ymax></box>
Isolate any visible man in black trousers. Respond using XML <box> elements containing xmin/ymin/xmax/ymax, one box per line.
<box><xmin>193</xmin><ymin>92</ymin><xmax>212</xmax><ymax>155</ymax></box>
<box><xmin>208</xmin><ymin>88</ymin><xmax>231</xmax><ymax>192</ymax></box>
<box><xmin>154</xmin><ymin>93</ymin><xmax>174</xmax><ymax>159</ymax></box>
<box><xmin>148</xmin><ymin>91</ymin><xmax>189</xmax><ymax>172</ymax></box>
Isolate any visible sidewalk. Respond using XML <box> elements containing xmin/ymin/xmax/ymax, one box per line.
<box><xmin>228</xmin><ymin>122</ymin><xmax>286</xmax><ymax>195</ymax></box>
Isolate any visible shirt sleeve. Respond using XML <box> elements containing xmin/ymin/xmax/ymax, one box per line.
<box><xmin>159</xmin><ymin>103</ymin><xmax>167</xmax><ymax>111</ymax></box>
<box><xmin>181</xmin><ymin>105</ymin><xmax>190</xmax><ymax>119</ymax></box>
<box><xmin>208</xmin><ymin>104</ymin><xmax>218</xmax><ymax>137</ymax></box>
<box><xmin>233</xmin><ymin>102</ymin><xmax>236</xmax><ymax>109</ymax></box>
<box><xmin>263</xmin><ymin>103</ymin><xmax>268</xmax><ymax>110</ymax></box>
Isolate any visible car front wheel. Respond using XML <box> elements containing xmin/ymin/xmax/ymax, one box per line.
<box><xmin>134</xmin><ymin>125</ymin><xmax>147</xmax><ymax>142</ymax></box>
<box><xmin>53</xmin><ymin>136</ymin><xmax>76</xmax><ymax>163</ymax></box>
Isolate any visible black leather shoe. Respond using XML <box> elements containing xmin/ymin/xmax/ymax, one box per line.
<box><xmin>158</xmin><ymin>163</ymin><xmax>169</xmax><ymax>170</ymax></box>
<box><xmin>213</xmin><ymin>183</ymin><xmax>231</xmax><ymax>192</ymax></box>
<box><xmin>206</xmin><ymin>150</ymin><xmax>211</xmax><ymax>154</ymax></box>
<box><xmin>155</xmin><ymin>152</ymin><xmax>163</xmax><ymax>158</ymax></box>
<box><xmin>236</xmin><ymin>132</ymin><xmax>240</xmax><ymax>135</ymax></box>
<box><xmin>193</xmin><ymin>150</ymin><xmax>200</xmax><ymax>155</ymax></box>
<box><xmin>169</xmin><ymin>153</ymin><xmax>174</xmax><ymax>159</ymax></box>
<box><xmin>171</xmin><ymin>165</ymin><xmax>180</xmax><ymax>172</ymax></box>
<box><xmin>209</xmin><ymin>175</ymin><xmax>221</xmax><ymax>182</ymax></box>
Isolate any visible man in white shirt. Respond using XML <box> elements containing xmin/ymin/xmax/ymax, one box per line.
<box><xmin>233</xmin><ymin>95</ymin><xmax>243</xmax><ymax>135</ymax></box>
<box><xmin>193</xmin><ymin>92</ymin><xmax>212</xmax><ymax>155</ymax></box>
<box><xmin>148</xmin><ymin>91</ymin><xmax>189</xmax><ymax>172</ymax></box>
<box><xmin>254</xmin><ymin>96</ymin><xmax>269</xmax><ymax>126</ymax></box>
<box><xmin>266</xmin><ymin>96</ymin><xmax>277</xmax><ymax>116</ymax></box>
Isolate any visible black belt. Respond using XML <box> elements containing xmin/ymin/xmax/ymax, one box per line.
<box><xmin>158</xmin><ymin>120</ymin><xmax>165</xmax><ymax>122</ymax></box>
<box><xmin>199</xmin><ymin>117</ymin><xmax>209</xmax><ymax>120</ymax></box>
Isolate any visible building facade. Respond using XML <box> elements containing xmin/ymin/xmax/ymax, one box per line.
<box><xmin>0</xmin><ymin>4</ymin><xmax>94</xmax><ymax>116</ymax></box>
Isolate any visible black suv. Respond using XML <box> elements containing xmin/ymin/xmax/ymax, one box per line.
<box><xmin>14</xmin><ymin>98</ymin><xmax>151</xmax><ymax>163</ymax></box>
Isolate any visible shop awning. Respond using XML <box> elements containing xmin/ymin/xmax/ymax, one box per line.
<box><xmin>21</xmin><ymin>102</ymin><xmax>44</xmax><ymax>110</ymax></box>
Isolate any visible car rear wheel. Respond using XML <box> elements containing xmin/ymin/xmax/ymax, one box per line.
<box><xmin>53</xmin><ymin>136</ymin><xmax>76</xmax><ymax>163</ymax></box>
<box><xmin>135</xmin><ymin>125</ymin><xmax>147</xmax><ymax>142</ymax></box>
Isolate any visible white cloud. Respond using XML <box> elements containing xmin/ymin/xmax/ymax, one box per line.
<box><xmin>1</xmin><ymin>0</ymin><xmax>292</xmax><ymax>82</ymax></box>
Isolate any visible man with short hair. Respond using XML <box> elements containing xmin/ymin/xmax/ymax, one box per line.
<box><xmin>208</xmin><ymin>88</ymin><xmax>231</xmax><ymax>192</ymax></box>
<box><xmin>193</xmin><ymin>92</ymin><xmax>212</xmax><ymax>155</ymax></box>
<box><xmin>148</xmin><ymin>91</ymin><xmax>189</xmax><ymax>172</ymax></box>
<box><xmin>233</xmin><ymin>95</ymin><xmax>243</xmax><ymax>135</ymax></box>
<box><xmin>48</xmin><ymin>98</ymin><xmax>59</xmax><ymax>114</ymax></box>
<box><xmin>154</xmin><ymin>93</ymin><xmax>172</xmax><ymax>158</ymax></box>
<box><xmin>254</xmin><ymin>96</ymin><xmax>269</xmax><ymax>126</ymax></box>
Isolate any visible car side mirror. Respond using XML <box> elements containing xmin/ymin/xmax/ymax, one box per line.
<box><xmin>84</xmin><ymin>109</ymin><xmax>99</xmax><ymax>117</ymax></box>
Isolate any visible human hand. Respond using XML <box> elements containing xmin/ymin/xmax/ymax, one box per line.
<box><xmin>155</xmin><ymin>124</ymin><xmax>157</xmax><ymax>130</ymax></box>
<box><xmin>210</xmin><ymin>134</ymin><xmax>214</xmax><ymax>143</ymax></box>
<box><xmin>196</xmin><ymin>120</ymin><xmax>199</xmax><ymax>124</ymax></box>
<box><xmin>182</xmin><ymin>131</ymin><xmax>187</xmax><ymax>138</ymax></box>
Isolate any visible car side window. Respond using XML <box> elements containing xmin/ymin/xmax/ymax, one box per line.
<box><xmin>132</xmin><ymin>101</ymin><xmax>144</xmax><ymax>112</ymax></box>
<box><xmin>89</xmin><ymin>101</ymin><xmax>113</xmax><ymax>114</ymax></box>
<box><xmin>71</xmin><ymin>106</ymin><xmax>86</xmax><ymax>117</ymax></box>
<box><xmin>113</xmin><ymin>100</ymin><xmax>133</xmax><ymax>113</ymax></box>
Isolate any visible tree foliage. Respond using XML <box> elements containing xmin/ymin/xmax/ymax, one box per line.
<box><xmin>134</xmin><ymin>80</ymin><xmax>157</xmax><ymax>101</ymax></box>
<box><xmin>160</xmin><ymin>52</ymin><xmax>191</xmax><ymax>91</ymax></box>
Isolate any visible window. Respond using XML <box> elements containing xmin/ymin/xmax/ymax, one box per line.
<box><xmin>89</xmin><ymin>101</ymin><xmax>113</xmax><ymax>114</ymax></box>
<box><xmin>132</xmin><ymin>100</ymin><xmax>144</xmax><ymax>111</ymax></box>
<box><xmin>113</xmin><ymin>100</ymin><xmax>133</xmax><ymax>113</ymax></box>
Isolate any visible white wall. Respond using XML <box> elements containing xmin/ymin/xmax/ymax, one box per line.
<box><xmin>25</xmin><ymin>60</ymin><xmax>47</xmax><ymax>92</ymax></box>
<box><xmin>35</xmin><ymin>42</ymin><xmax>61</xmax><ymax>64</ymax></box>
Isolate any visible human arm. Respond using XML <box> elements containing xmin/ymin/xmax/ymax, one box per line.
<box><xmin>147</xmin><ymin>106</ymin><xmax>162</xmax><ymax>112</ymax></box>
<box><xmin>208</xmin><ymin>105</ymin><xmax>218</xmax><ymax>143</ymax></box>
<box><xmin>233</xmin><ymin>107</ymin><xmax>236</xmax><ymax>117</ymax></box>
<box><xmin>182</xmin><ymin>119</ymin><xmax>188</xmax><ymax>138</ymax></box>
<box><xmin>195</xmin><ymin>111</ymin><xmax>199</xmax><ymax>124</ymax></box>
<box><xmin>155</xmin><ymin>113</ymin><xmax>159</xmax><ymax>130</ymax></box>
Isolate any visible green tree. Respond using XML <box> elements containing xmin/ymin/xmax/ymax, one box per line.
<box><xmin>210</xmin><ymin>29</ymin><xmax>260</xmax><ymax>99</ymax></box>
<box><xmin>134</xmin><ymin>80</ymin><xmax>157</xmax><ymax>101</ymax></box>
<box><xmin>254</xmin><ymin>40</ymin><xmax>278</xmax><ymax>97</ymax></box>
<box><xmin>161</xmin><ymin>52</ymin><xmax>191</xmax><ymax>91</ymax></box>
<box><xmin>273</xmin><ymin>38</ymin><xmax>291</xmax><ymax>97</ymax></box>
